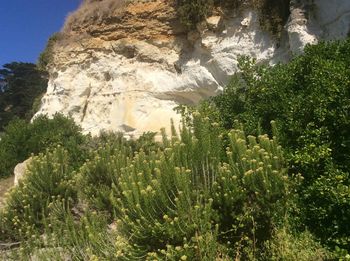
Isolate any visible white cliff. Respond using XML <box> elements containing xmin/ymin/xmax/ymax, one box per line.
<box><xmin>35</xmin><ymin>0</ymin><xmax>350</xmax><ymax>137</ymax></box>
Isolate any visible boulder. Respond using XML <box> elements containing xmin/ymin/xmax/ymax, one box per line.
<box><xmin>206</xmin><ymin>15</ymin><xmax>222</xmax><ymax>30</ymax></box>
<box><xmin>14</xmin><ymin>158</ymin><xmax>32</xmax><ymax>186</ymax></box>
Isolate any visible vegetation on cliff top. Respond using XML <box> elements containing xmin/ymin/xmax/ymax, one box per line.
<box><xmin>60</xmin><ymin>0</ymin><xmax>290</xmax><ymax>41</ymax></box>
<box><xmin>36</xmin><ymin>0</ymin><xmax>290</xmax><ymax>72</ymax></box>
<box><xmin>177</xmin><ymin>0</ymin><xmax>290</xmax><ymax>37</ymax></box>
<box><xmin>37</xmin><ymin>33</ymin><xmax>63</xmax><ymax>71</ymax></box>
<box><xmin>62</xmin><ymin>0</ymin><xmax>128</xmax><ymax>33</ymax></box>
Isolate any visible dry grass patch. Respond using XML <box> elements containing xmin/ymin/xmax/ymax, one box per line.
<box><xmin>62</xmin><ymin>0</ymin><xmax>130</xmax><ymax>33</ymax></box>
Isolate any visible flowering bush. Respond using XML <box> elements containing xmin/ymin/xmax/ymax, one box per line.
<box><xmin>76</xmin><ymin>112</ymin><xmax>290</xmax><ymax>259</ymax></box>
<box><xmin>1</xmin><ymin>113</ymin><xmax>330</xmax><ymax>260</ymax></box>
<box><xmin>0</xmin><ymin>147</ymin><xmax>76</xmax><ymax>241</ymax></box>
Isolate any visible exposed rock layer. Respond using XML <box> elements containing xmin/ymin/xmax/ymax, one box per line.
<box><xmin>36</xmin><ymin>0</ymin><xmax>350</xmax><ymax>136</ymax></box>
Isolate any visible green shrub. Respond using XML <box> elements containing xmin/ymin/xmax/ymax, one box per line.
<box><xmin>176</xmin><ymin>0</ymin><xmax>290</xmax><ymax>37</ymax></box>
<box><xmin>40</xmin><ymin>202</ymin><xmax>117</xmax><ymax>261</ymax></box>
<box><xmin>0</xmin><ymin>114</ymin><xmax>87</xmax><ymax>178</ymax></box>
<box><xmin>0</xmin><ymin>147</ymin><xmax>76</xmax><ymax>241</ymax></box>
<box><xmin>77</xmin><ymin>141</ymin><xmax>132</xmax><ymax>215</ymax></box>
<box><xmin>253</xmin><ymin>0</ymin><xmax>290</xmax><ymax>38</ymax></box>
<box><xmin>302</xmin><ymin>167</ymin><xmax>350</xmax><ymax>250</ymax></box>
<box><xmin>37</xmin><ymin>33</ymin><xmax>62</xmax><ymax>71</ymax></box>
<box><xmin>0</xmin><ymin>118</ymin><xmax>29</xmax><ymax>178</ymax></box>
<box><xmin>26</xmin><ymin>92</ymin><xmax>45</xmax><ymax>119</ymax></box>
<box><xmin>2</xmin><ymin>202</ymin><xmax>117</xmax><ymax>260</ymax></box>
<box><xmin>263</xmin><ymin>227</ymin><xmax>332</xmax><ymax>260</ymax></box>
<box><xmin>77</xmin><ymin>131</ymin><xmax>160</xmax><ymax>216</ymax></box>
<box><xmin>176</xmin><ymin>0</ymin><xmax>214</xmax><ymax>29</ymax></box>
<box><xmin>212</xmin><ymin>39</ymin><xmax>350</xmax><ymax>251</ymax></box>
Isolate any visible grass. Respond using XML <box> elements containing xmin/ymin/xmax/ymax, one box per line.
<box><xmin>62</xmin><ymin>0</ymin><xmax>129</xmax><ymax>33</ymax></box>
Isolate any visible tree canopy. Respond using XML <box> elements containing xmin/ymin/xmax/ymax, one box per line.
<box><xmin>0</xmin><ymin>62</ymin><xmax>47</xmax><ymax>131</ymax></box>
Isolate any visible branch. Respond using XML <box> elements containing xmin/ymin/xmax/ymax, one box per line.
<box><xmin>0</xmin><ymin>241</ymin><xmax>21</xmax><ymax>249</ymax></box>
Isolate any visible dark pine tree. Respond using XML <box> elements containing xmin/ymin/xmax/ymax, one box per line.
<box><xmin>0</xmin><ymin>62</ymin><xmax>48</xmax><ymax>130</ymax></box>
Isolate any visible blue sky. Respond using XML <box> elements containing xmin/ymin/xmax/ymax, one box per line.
<box><xmin>0</xmin><ymin>0</ymin><xmax>81</xmax><ymax>66</ymax></box>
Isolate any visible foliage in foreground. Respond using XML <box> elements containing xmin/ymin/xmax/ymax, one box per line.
<box><xmin>212</xmin><ymin>39</ymin><xmax>350</xmax><ymax>251</ymax></box>
<box><xmin>0</xmin><ymin>113</ymin><xmax>330</xmax><ymax>260</ymax></box>
<box><xmin>263</xmin><ymin>227</ymin><xmax>331</xmax><ymax>261</ymax></box>
<box><xmin>0</xmin><ymin>148</ymin><xmax>76</xmax><ymax>241</ymax></box>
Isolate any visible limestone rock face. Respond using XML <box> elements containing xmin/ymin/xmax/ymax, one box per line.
<box><xmin>35</xmin><ymin>0</ymin><xmax>350</xmax><ymax>137</ymax></box>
